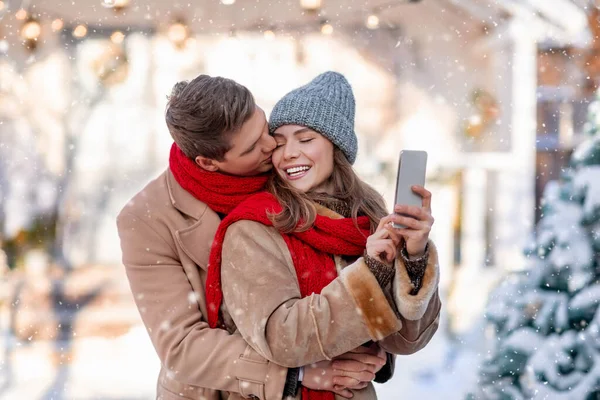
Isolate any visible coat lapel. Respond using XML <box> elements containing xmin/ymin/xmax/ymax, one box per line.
<box><xmin>166</xmin><ymin>169</ymin><xmax>221</xmax><ymax>271</ymax></box>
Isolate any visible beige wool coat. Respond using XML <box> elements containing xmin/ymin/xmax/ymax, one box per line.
<box><xmin>118</xmin><ymin>170</ymin><xmax>288</xmax><ymax>400</ymax></box>
<box><xmin>117</xmin><ymin>169</ymin><xmax>441</xmax><ymax>400</ymax></box>
<box><xmin>219</xmin><ymin>207</ymin><xmax>442</xmax><ymax>400</ymax></box>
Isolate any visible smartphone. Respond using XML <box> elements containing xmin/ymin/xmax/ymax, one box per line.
<box><xmin>393</xmin><ymin>150</ymin><xmax>428</xmax><ymax>229</ymax></box>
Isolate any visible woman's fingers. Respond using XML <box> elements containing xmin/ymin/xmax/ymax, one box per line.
<box><xmin>411</xmin><ymin>185</ymin><xmax>432</xmax><ymax>211</ymax></box>
<box><xmin>384</xmin><ymin>226</ymin><xmax>402</xmax><ymax>247</ymax></box>
<box><xmin>375</xmin><ymin>214</ymin><xmax>395</xmax><ymax>232</ymax></box>
<box><xmin>393</xmin><ymin>205</ymin><xmax>430</xmax><ymax>222</ymax></box>
<box><xmin>370</xmin><ymin>240</ymin><xmax>397</xmax><ymax>263</ymax></box>
<box><xmin>390</xmin><ymin>215</ymin><xmax>423</xmax><ymax>230</ymax></box>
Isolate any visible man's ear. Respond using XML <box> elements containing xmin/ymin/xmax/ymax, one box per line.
<box><xmin>195</xmin><ymin>156</ymin><xmax>219</xmax><ymax>172</ymax></box>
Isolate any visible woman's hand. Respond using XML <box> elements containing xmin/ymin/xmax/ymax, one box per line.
<box><xmin>366</xmin><ymin>214</ymin><xmax>403</xmax><ymax>264</ymax></box>
<box><xmin>393</xmin><ymin>185</ymin><xmax>434</xmax><ymax>258</ymax></box>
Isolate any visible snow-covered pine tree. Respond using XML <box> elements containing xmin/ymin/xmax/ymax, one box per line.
<box><xmin>469</xmin><ymin>94</ymin><xmax>600</xmax><ymax>400</ymax></box>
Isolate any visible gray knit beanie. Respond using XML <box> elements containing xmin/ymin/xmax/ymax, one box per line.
<box><xmin>269</xmin><ymin>71</ymin><xmax>357</xmax><ymax>164</ymax></box>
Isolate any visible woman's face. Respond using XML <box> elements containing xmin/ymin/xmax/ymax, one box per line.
<box><xmin>272</xmin><ymin>125</ymin><xmax>335</xmax><ymax>193</ymax></box>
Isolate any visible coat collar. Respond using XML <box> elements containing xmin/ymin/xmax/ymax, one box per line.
<box><xmin>166</xmin><ymin>168</ymin><xmax>208</xmax><ymax>220</ymax></box>
<box><xmin>167</xmin><ymin>168</ymin><xmax>219</xmax><ymax>270</ymax></box>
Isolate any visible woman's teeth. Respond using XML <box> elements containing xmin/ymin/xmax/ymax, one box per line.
<box><xmin>286</xmin><ymin>166</ymin><xmax>310</xmax><ymax>177</ymax></box>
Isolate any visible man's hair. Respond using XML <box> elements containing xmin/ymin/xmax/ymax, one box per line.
<box><xmin>165</xmin><ymin>75</ymin><xmax>256</xmax><ymax>161</ymax></box>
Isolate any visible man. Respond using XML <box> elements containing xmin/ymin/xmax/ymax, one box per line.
<box><xmin>117</xmin><ymin>75</ymin><xmax>398</xmax><ymax>400</ymax></box>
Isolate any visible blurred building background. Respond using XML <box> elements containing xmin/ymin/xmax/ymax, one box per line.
<box><xmin>0</xmin><ymin>0</ymin><xmax>599</xmax><ymax>399</ymax></box>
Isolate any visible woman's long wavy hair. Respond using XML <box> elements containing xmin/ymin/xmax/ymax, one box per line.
<box><xmin>266</xmin><ymin>146</ymin><xmax>388</xmax><ymax>234</ymax></box>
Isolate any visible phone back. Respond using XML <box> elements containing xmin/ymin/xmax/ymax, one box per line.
<box><xmin>394</xmin><ymin>150</ymin><xmax>428</xmax><ymax>208</ymax></box>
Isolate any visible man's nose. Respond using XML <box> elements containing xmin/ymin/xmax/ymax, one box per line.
<box><xmin>263</xmin><ymin>134</ymin><xmax>277</xmax><ymax>153</ymax></box>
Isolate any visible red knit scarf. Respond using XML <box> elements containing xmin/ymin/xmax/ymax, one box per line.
<box><xmin>169</xmin><ymin>143</ymin><xmax>269</xmax><ymax>214</ymax></box>
<box><xmin>206</xmin><ymin>192</ymin><xmax>371</xmax><ymax>400</ymax></box>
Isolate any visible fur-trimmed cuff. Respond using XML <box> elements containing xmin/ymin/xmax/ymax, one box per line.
<box><xmin>393</xmin><ymin>240</ymin><xmax>440</xmax><ymax>321</ymax></box>
<box><xmin>340</xmin><ymin>259</ymin><xmax>402</xmax><ymax>340</ymax></box>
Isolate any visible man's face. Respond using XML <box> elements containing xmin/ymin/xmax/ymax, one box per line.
<box><xmin>209</xmin><ymin>107</ymin><xmax>276</xmax><ymax>176</ymax></box>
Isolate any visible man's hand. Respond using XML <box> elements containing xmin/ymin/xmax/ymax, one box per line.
<box><xmin>301</xmin><ymin>344</ymin><xmax>387</xmax><ymax>397</ymax></box>
<box><xmin>332</xmin><ymin>344</ymin><xmax>387</xmax><ymax>391</ymax></box>
<box><xmin>302</xmin><ymin>351</ymin><xmax>381</xmax><ymax>399</ymax></box>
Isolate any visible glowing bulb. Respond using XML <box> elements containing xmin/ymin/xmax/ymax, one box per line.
<box><xmin>167</xmin><ymin>21</ymin><xmax>189</xmax><ymax>47</ymax></box>
<box><xmin>51</xmin><ymin>19</ymin><xmax>64</xmax><ymax>32</ymax></box>
<box><xmin>320</xmin><ymin>23</ymin><xmax>333</xmax><ymax>35</ymax></box>
<box><xmin>110</xmin><ymin>30</ymin><xmax>125</xmax><ymax>44</ymax></box>
<box><xmin>366</xmin><ymin>14</ymin><xmax>379</xmax><ymax>30</ymax></box>
<box><xmin>221</xmin><ymin>0</ymin><xmax>236</xmax><ymax>4</ymax></box>
<box><xmin>113</xmin><ymin>0</ymin><xmax>129</xmax><ymax>10</ymax></box>
<box><xmin>264</xmin><ymin>30</ymin><xmax>275</xmax><ymax>40</ymax></box>
<box><xmin>15</xmin><ymin>8</ymin><xmax>27</xmax><ymax>20</ymax></box>
<box><xmin>73</xmin><ymin>24</ymin><xmax>88</xmax><ymax>38</ymax></box>
<box><xmin>21</xmin><ymin>18</ymin><xmax>41</xmax><ymax>41</ymax></box>
<box><xmin>102</xmin><ymin>0</ymin><xmax>129</xmax><ymax>9</ymax></box>
<box><xmin>300</xmin><ymin>0</ymin><xmax>321</xmax><ymax>11</ymax></box>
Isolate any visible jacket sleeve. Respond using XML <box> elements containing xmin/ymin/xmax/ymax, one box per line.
<box><xmin>117</xmin><ymin>210</ymin><xmax>287</xmax><ymax>400</ymax></box>
<box><xmin>377</xmin><ymin>240</ymin><xmax>442</xmax><ymax>355</ymax></box>
<box><xmin>220</xmin><ymin>220</ymin><xmax>402</xmax><ymax>369</ymax></box>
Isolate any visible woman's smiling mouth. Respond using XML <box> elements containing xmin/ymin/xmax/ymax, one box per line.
<box><xmin>285</xmin><ymin>165</ymin><xmax>311</xmax><ymax>179</ymax></box>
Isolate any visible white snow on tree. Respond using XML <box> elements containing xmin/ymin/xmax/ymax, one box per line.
<box><xmin>468</xmin><ymin>93</ymin><xmax>600</xmax><ymax>399</ymax></box>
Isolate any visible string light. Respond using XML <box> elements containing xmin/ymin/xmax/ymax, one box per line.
<box><xmin>110</xmin><ymin>30</ymin><xmax>125</xmax><ymax>44</ymax></box>
<box><xmin>366</xmin><ymin>14</ymin><xmax>379</xmax><ymax>29</ymax></box>
<box><xmin>51</xmin><ymin>18</ymin><xmax>64</xmax><ymax>32</ymax></box>
<box><xmin>73</xmin><ymin>24</ymin><xmax>88</xmax><ymax>38</ymax></box>
<box><xmin>300</xmin><ymin>0</ymin><xmax>321</xmax><ymax>12</ymax></box>
<box><xmin>15</xmin><ymin>8</ymin><xmax>27</xmax><ymax>20</ymax></box>
<box><xmin>20</xmin><ymin>16</ymin><xmax>41</xmax><ymax>41</ymax></box>
<box><xmin>20</xmin><ymin>15</ymin><xmax>41</xmax><ymax>51</ymax></box>
<box><xmin>320</xmin><ymin>22</ymin><xmax>333</xmax><ymax>35</ymax></box>
<box><xmin>1</xmin><ymin>0</ymin><xmax>418</xmax><ymax>53</ymax></box>
<box><xmin>263</xmin><ymin>29</ymin><xmax>275</xmax><ymax>40</ymax></box>
<box><xmin>112</xmin><ymin>0</ymin><xmax>130</xmax><ymax>12</ymax></box>
<box><xmin>167</xmin><ymin>19</ymin><xmax>190</xmax><ymax>48</ymax></box>
<box><xmin>101</xmin><ymin>0</ymin><xmax>129</xmax><ymax>11</ymax></box>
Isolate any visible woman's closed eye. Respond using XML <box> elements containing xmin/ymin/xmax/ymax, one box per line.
<box><xmin>299</xmin><ymin>138</ymin><xmax>314</xmax><ymax>143</ymax></box>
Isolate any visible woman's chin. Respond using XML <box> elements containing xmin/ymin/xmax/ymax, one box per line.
<box><xmin>288</xmin><ymin>182</ymin><xmax>309</xmax><ymax>193</ymax></box>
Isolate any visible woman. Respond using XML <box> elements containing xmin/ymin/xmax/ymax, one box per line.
<box><xmin>205</xmin><ymin>72</ymin><xmax>441</xmax><ymax>399</ymax></box>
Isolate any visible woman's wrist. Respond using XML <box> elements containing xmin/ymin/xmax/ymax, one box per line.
<box><xmin>363</xmin><ymin>251</ymin><xmax>395</xmax><ymax>288</ymax></box>
<box><xmin>400</xmin><ymin>242</ymin><xmax>429</xmax><ymax>295</ymax></box>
